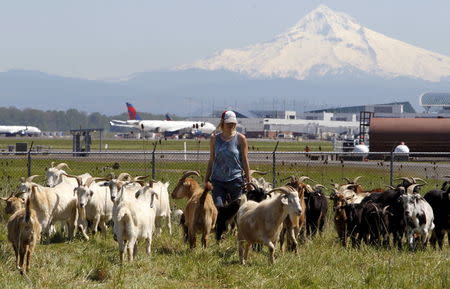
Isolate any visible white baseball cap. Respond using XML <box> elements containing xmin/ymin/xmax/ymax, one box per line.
<box><xmin>222</xmin><ymin>110</ymin><xmax>237</xmax><ymax>124</ymax></box>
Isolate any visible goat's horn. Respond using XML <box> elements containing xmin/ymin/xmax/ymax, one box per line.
<box><xmin>84</xmin><ymin>177</ymin><xmax>98</xmax><ymax>188</ymax></box>
<box><xmin>50</xmin><ymin>161</ymin><xmax>55</xmax><ymax>168</ymax></box>
<box><xmin>385</xmin><ymin>185</ymin><xmax>395</xmax><ymax>190</ymax></box>
<box><xmin>26</xmin><ymin>175</ymin><xmax>41</xmax><ymax>182</ymax></box>
<box><xmin>181</xmin><ymin>171</ymin><xmax>200</xmax><ymax>179</ymax></box>
<box><xmin>395</xmin><ymin>177</ymin><xmax>414</xmax><ymax>184</ymax></box>
<box><xmin>353</xmin><ymin>176</ymin><xmax>363</xmax><ymax>184</ymax></box>
<box><xmin>298</xmin><ymin>176</ymin><xmax>316</xmax><ymax>183</ymax></box>
<box><xmin>249</xmin><ymin>170</ymin><xmax>267</xmax><ymax>176</ymax></box>
<box><xmin>305</xmin><ymin>184</ymin><xmax>314</xmax><ymax>193</ymax></box>
<box><xmin>134</xmin><ymin>180</ymin><xmax>146</xmax><ymax>186</ymax></box>
<box><xmin>245</xmin><ymin>182</ymin><xmax>258</xmax><ymax>190</ymax></box>
<box><xmin>342</xmin><ymin>177</ymin><xmax>352</xmax><ymax>183</ymax></box>
<box><xmin>117</xmin><ymin>173</ymin><xmax>131</xmax><ymax>181</ymax></box>
<box><xmin>341</xmin><ymin>184</ymin><xmax>356</xmax><ymax>190</ymax></box>
<box><xmin>62</xmin><ymin>173</ymin><xmax>82</xmax><ymax>187</ymax></box>
<box><xmin>267</xmin><ymin>186</ymin><xmax>293</xmax><ymax>195</ymax></box>
<box><xmin>94</xmin><ymin>177</ymin><xmax>110</xmax><ymax>183</ymax></box>
<box><xmin>314</xmin><ymin>184</ymin><xmax>326</xmax><ymax>190</ymax></box>
<box><xmin>55</xmin><ymin>163</ymin><xmax>70</xmax><ymax>170</ymax></box>
<box><xmin>412</xmin><ymin>177</ymin><xmax>427</xmax><ymax>184</ymax></box>
<box><xmin>406</xmin><ymin>184</ymin><xmax>422</xmax><ymax>195</ymax></box>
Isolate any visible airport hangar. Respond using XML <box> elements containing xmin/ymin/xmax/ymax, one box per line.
<box><xmin>193</xmin><ymin>94</ymin><xmax>450</xmax><ymax>152</ymax></box>
<box><xmin>191</xmin><ymin>102</ymin><xmax>414</xmax><ymax>140</ymax></box>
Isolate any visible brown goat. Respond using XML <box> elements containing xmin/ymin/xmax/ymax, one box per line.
<box><xmin>7</xmin><ymin>198</ymin><xmax>42</xmax><ymax>274</ymax></box>
<box><xmin>279</xmin><ymin>177</ymin><xmax>309</xmax><ymax>252</ymax></box>
<box><xmin>1</xmin><ymin>193</ymin><xmax>25</xmax><ymax>215</ymax></box>
<box><xmin>330</xmin><ymin>192</ymin><xmax>354</xmax><ymax>247</ymax></box>
<box><xmin>171</xmin><ymin>171</ymin><xmax>217</xmax><ymax>248</ymax></box>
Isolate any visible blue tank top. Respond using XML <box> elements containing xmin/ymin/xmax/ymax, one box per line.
<box><xmin>211</xmin><ymin>132</ymin><xmax>243</xmax><ymax>182</ymax></box>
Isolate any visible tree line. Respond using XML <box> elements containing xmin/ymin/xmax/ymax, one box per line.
<box><xmin>0</xmin><ymin>107</ymin><xmax>174</xmax><ymax>132</ymax></box>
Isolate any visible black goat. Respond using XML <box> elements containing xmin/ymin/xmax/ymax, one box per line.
<box><xmin>305</xmin><ymin>185</ymin><xmax>328</xmax><ymax>238</ymax></box>
<box><xmin>424</xmin><ymin>185</ymin><xmax>450</xmax><ymax>249</ymax></box>
<box><xmin>215</xmin><ymin>198</ymin><xmax>243</xmax><ymax>241</ymax></box>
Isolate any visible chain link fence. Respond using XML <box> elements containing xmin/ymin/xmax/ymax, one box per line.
<box><xmin>1</xmin><ymin>150</ymin><xmax>450</xmax><ymax>198</ymax></box>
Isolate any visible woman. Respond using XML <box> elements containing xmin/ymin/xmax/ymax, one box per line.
<box><xmin>205</xmin><ymin>110</ymin><xmax>250</xmax><ymax>208</ymax></box>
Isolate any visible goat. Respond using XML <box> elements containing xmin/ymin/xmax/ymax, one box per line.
<box><xmin>7</xmin><ymin>198</ymin><xmax>42</xmax><ymax>273</ymax></box>
<box><xmin>171</xmin><ymin>171</ymin><xmax>217</xmax><ymax>248</ymax></box>
<box><xmin>148</xmin><ymin>181</ymin><xmax>172</xmax><ymax>235</ymax></box>
<box><xmin>237</xmin><ymin>186</ymin><xmax>302</xmax><ymax>264</ymax></box>
<box><xmin>279</xmin><ymin>176</ymin><xmax>309</xmax><ymax>252</ymax></box>
<box><xmin>424</xmin><ymin>184</ymin><xmax>449</xmax><ymax>249</ymax></box>
<box><xmin>113</xmin><ymin>183</ymin><xmax>158</xmax><ymax>262</ymax></box>
<box><xmin>305</xmin><ymin>184</ymin><xmax>328</xmax><ymax>238</ymax></box>
<box><xmin>28</xmin><ymin>179</ymin><xmax>79</xmax><ymax>239</ymax></box>
<box><xmin>400</xmin><ymin>190</ymin><xmax>435</xmax><ymax>250</ymax></box>
<box><xmin>67</xmin><ymin>175</ymin><xmax>113</xmax><ymax>240</ymax></box>
<box><xmin>45</xmin><ymin>162</ymin><xmax>91</xmax><ymax>188</ymax></box>
<box><xmin>17</xmin><ymin>175</ymin><xmax>43</xmax><ymax>200</ymax></box>
<box><xmin>1</xmin><ymin>192</ymin><xmax>25</xmax><ymax>215</ymax></box>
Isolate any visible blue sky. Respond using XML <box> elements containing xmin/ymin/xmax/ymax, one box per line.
<box><xmin>1</xmin><ymin>0</ymin><xmax>449</xmax><ymax>80</ymax></box>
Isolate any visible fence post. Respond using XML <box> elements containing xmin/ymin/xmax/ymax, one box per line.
<box><xmin>27</xmin><ymin>142</ymin><xmax>34</xmax><ymax>177</ymax></box>
<box><xmin>390</xmin><ymin>150</ymin><xmax>394</xmax><ymax>186</ymax></box>
<box><xmin>151</xmin><ymin>142</ymin><xmax>157</xmax><ymax>180</ymax></box>
<box><xmin>272</xmin><ymin>141</ymin><xmax>279</xmax><ymax>187</ymax></box>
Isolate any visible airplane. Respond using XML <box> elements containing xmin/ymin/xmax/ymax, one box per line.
<box><xmin>0</xmin><ymin>125</ymin><xmax>41</xmax><ymax>136</ymax></box>
<box><xmin>110</xmin><ymin>103</ymin><xmax>216</xmax><ymax>134</ymax></box>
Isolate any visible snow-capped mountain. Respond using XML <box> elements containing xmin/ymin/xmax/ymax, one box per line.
<box><xmin>182</xmin><ymin>5</ymin><xmax>450</xmax><ymax>82</ymax></box>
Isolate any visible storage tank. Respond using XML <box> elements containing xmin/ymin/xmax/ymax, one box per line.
<box><xmin>369</xmin><ymin>118</ymin><xmax>450</xmax><ymax>152</ymax></box>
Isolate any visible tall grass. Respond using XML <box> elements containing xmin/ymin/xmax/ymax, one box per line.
<box><xmin>0</xmin><ymin>211</ymin><xmax>448</xmax><ymax>289</ymax></box>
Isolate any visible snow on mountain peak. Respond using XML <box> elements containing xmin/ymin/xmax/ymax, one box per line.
<box><xmin>180</xmin><ymin>5</ymin><xmax>450</xmax><ymax>82</ymax></box>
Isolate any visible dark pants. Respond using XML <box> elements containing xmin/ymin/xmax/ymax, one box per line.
<box><xmin>211</xmin><ymin>178</ymin><xmax>243</xmax><ymax>208</ymax></box>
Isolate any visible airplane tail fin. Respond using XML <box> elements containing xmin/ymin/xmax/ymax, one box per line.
<box><xmin>126</xmin><ymin>102</ymin><xmax>142</xmax><ymax>120</ymax></box>
<box><xmin>165</xmin><ymin>114</ymin><xmax>172</xmax><ymax>121</ymax></box>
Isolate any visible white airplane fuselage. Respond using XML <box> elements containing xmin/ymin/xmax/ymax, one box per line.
<box><xmin>0</xmin><ymin>125</ymin><xmax>41</xmax><ymax>136</ymax></box>
<box><xmin>110</xmin><ymin>119</ymin><xmax>216</xmax><ymax>134</ymax></box>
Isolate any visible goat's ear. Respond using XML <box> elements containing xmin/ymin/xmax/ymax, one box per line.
<box><xmin>281</xmin><ymin>195</ymin><xmax>289</xmax><ymax>205</ymax></box>
<box><xmin>0</xmin><ymin>197</ymin><xmax>7</xmax><ymax>201</ymax></box>
<box><xmin>183</xmin><ymin>181</ymin><xmax>190</xmax><ymax>187</ymax></box>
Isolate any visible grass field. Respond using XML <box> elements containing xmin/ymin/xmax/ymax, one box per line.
<box><xmin>0</xmin><ymin>148</ymin><xmax>448</xmax><ymax>288</ymax></box>
<box><xmin>0</xmin><ymin>137</ymin><xmax>333</xmax><ymax>152</ymax></box>
<box><xmin>0</xmin><ymin>204</ymin><xmax>448</xmax><ymax>289</ymax></box>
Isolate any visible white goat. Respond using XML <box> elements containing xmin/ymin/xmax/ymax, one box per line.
<box><xmin>237</xmin><ymin>186</ymin><xmax>302</xmax><ymax>264</ymax></box>
<box><xmin>45</xmin><ymin>162</ymin><xmax>91</xmax><ymax>187</ymax></box>
<box><xmin>400</xmin><ymin>191</ymin><xmax>435</xmax><ymax>250</ymax></box>
<box><xmin>68</xmin><ymin>175</ymin><xmax>113</xmax><ymax>240</ymax></box>
<box><xmin>113</xmin><ymin>183</ymin><xmax>158</xmax><ymax>262</ymax></box>
<box><xmin>28</xmin><ymin>178</ymin><xmax>79</xmax><ymax>239</ymax></box>
<box><xmin>148</xmin><ymin>181</ymin><xmax>172</xmax><ymax>235</ymax></box>
<box><xmin>17</xmin><ymin>175</ymin><xmax>44</xmax><ymax>200</ymax></box>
